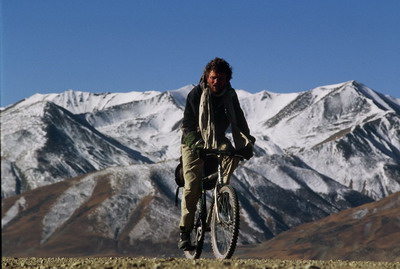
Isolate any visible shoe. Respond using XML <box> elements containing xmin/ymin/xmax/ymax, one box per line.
<box><xmin>178</xmin><ymin>231</ymin><xmax>192</xmax><ymax>250</ymax></box>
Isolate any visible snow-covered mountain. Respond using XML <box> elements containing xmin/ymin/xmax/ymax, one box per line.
<box><xmin>1</xmin><ymin>100</ymin><xmax>152</xmax><ymax>198</ymax></box>
<box><xmin>1</xmin><ymin>80</ymin><xmax>399</xmax><ymax>257</ymax></box>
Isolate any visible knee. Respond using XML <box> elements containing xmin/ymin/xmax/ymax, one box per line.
<box><xmin>184</xmin><ymin>175</ymin><xmax>202</xmax><ymax>192</ymax></box>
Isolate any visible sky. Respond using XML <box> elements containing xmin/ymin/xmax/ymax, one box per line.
<box><xmin>1</xmin><ymin>0</ymin><xmax>399</xmax><ymax>107</ymax></box>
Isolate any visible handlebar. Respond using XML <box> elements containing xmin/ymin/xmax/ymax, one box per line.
<box><xmin>202</xmin><ymin>149</ymin><xmax>244</xmax><ymax>160</ymax></box>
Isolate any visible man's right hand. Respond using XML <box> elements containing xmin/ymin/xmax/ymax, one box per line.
<box><xmin>191</xmin><ymin>139</ymin><xmax>205</xmax><ymax>158</ymax></box>
<box><xmin>183</xmin><ymin>131</ymin><xmax>205</xmax><ymax>158</ymax></box>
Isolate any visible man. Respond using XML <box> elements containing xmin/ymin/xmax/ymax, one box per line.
<box><xmin>178</xmin><ymin>57</ymin><xmax>256</xmax><ymax>250</ymax></box>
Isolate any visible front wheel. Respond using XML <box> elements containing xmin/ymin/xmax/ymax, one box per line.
<box><xmin>210</xmin><ymin>185</ymin><xmax>240</xmax><ymax>259</ymax></box>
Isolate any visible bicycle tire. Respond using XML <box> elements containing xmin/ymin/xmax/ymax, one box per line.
<box><xmin>184</xmin><ymin>196</ymin><xmax>206</xmax><ymax>259</ymax></box>
<box><xmin>210</xmin><ymin>185</ymin><xmax>240</xmax><ymax>259</ymax></box>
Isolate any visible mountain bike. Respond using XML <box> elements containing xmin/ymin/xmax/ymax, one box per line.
<box><xmin>184</xmin><ymin>150</ymin><xmax>242</xmax><ymax>259</ymax></box>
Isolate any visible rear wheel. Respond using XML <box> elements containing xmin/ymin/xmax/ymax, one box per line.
<box><xmin>210</xmin><ymin>185</ymin><xmax>240</xmax><ymax>259</ymax></box>
<box><xmin>184</xmin><ymin>196</ymin><xmax>205</xmax><ymax>259</ymax></box>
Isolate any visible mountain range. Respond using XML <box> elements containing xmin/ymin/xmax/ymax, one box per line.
<box><xmin>1</xmin><ymin>80</ymin><xmax>399</xmax><ymax>259</ymax></box>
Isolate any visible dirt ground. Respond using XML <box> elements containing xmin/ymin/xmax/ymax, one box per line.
<box><xmin>2</xmin><ymin>257</ymin><xmax>400</xmax><ymax>269</ymax></box>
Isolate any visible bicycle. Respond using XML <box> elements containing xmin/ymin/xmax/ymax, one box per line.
<box><xmin>183</xmin><ymin>149</ymin><xmax>242</xmax><ymax>259</ymax></box>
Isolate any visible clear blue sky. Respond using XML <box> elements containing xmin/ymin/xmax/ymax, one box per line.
<box><xmin>1</xmin><ymin>0</ymin><xmax>399</xmax><ymax>107</ymax></box>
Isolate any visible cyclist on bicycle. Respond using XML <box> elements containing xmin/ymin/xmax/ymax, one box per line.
<box><xmin>178</xmin><ymin>57</ymin><xmax>256</xmax><ymax>250</ymax></box>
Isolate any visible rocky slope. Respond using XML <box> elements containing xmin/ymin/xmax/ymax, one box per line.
<box><xmin>237</xmin><ymin>192</ymin><xmax>400</xmax><ymax>262</ymax></box>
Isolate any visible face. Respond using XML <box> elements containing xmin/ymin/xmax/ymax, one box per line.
<box><xmin>207</xmin><ymin>70</ymin><xmax>228</xmax><ymax>94</ymax></box>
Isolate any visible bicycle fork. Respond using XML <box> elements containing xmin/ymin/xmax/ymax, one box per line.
<box><xmin>214</xmin><ymin>156</ymin><xmax>224</xmax><ymax>223</ymax></box>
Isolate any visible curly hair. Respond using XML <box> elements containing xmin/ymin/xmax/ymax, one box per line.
<box><xmin>203</xmin><ymin>57</ymin><xmax>233</xmax><ymax>81</ymax></box>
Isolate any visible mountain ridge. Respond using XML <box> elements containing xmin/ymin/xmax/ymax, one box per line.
<box><xmin>1</xmin><ymin>80</ymin><xmax>399</xmax><ymax>258</ymax></box>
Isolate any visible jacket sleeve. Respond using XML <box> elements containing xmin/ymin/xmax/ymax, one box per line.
<box><xmin>181</xmin><ymin>86</ymin><xmax>202</xmax><ymax>145</ymax></box>
<box><xmin>232</xmin><ymin>92</ymin><xmax>256</xmax><ymax>145</ymax></box>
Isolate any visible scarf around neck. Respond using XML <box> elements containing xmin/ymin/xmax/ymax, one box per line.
<box><xmin>198</xmin><ymin>76</ymin><xmax>230</xmax><ymax>149</ymax></box>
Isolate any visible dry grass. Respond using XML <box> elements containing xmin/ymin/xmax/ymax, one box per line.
<box><xmin>2</xmin><ymin>257</ymin><xmax>400</xmax><ymax>269</ymax></box>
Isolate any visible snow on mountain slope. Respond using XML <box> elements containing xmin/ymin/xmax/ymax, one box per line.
<box><xmin>7</xmin><ymin>89</ymin><xmax>161</xmax><ymax>114</ymax></box>
<box><xmin>1</xmin><ymin>159</ymin><xmax>373</xmax><ymax>257</ymax></box>
<box><xmin>1</xmin><ymin>162</ymin><xmax>181</xmax><ymax>257</ymax></box>
<box><xmin>1</xmin><ymin>101</ymin><xmax>151</xmax><ymax>198</ymax></box>
<box><xmin>168</xmin><ymin>85</ymin><xmax>194</xmax><ymax>108</ymax></box>
<box><xmin>299</xmin><ymin>111</ymin><xmax>400</xmax><ymax>199</ymax></box>
<box><xmin>4</xmin><ymin>85</ymin><xmax>195</xmax><ymax>115</ymax></box>
<box><xmin>255</xmin><ymin>81</ymin><xmax>396</xmax><ymax>152</ymax></box>
<box><xmin>232</xmin><ymin>154</ymin><xmax>374</xmax><ymax>242</ymax></box>
<box><xmin>356</xmin><ymin>82</ymin><xmax>400</xmax><ymax>113</ymax></box>
<box><xmin>238</xmin><ymin>90</ymin><xmax>299</xmax><ymax>131</ymax></box>
<box><xmin>83</xmin><ymin>91</ymin><xmax>184</xmax><ymax>161</ymax></box>
<box><xmin>1</xmin><ymin>101</ymin><xmax>53</xmax><ymax>197</ymax></box>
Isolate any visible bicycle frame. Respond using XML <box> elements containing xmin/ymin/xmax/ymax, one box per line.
<box><xmin>204</xmin><ymin>150</ymin><xmax>242</xmax><ymax>230</ymax></box>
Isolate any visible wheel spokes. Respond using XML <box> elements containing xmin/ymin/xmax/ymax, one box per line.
<box><xmin>214</xmin><ymin>192</ymin><xmax>234</xmax><ymax>253</ymax></box>
<box><xmin>211</xmin><ymin>185</ymin><xmax>240</xmax><ymax>259</ymax></box>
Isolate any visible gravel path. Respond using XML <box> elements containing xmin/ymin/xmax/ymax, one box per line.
<box><xmin>2</xmin><ymin>257</ymin><xmax>400</xmax><ymax>269</ymax></box>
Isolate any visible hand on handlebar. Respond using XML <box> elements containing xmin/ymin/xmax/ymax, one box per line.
<box><xmin>191</xmin><ymin>139</ymin><xmax>205</xmax><ymax>159</ymax></box>
<box><xmin>237</xmin><ymin>144</ymin><xmax>254</xmax><ymax>160</ymax></box>
<box><xmin>200</xmin><ymin>148</ymin><xmax>244</xmax><ymax>160</ymax></box>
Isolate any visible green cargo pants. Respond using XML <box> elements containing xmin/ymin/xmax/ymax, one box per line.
<box><xmin>179</xmin><ymin>141</ymin><xmax>240</xmax><ymax>231</ymax></box>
